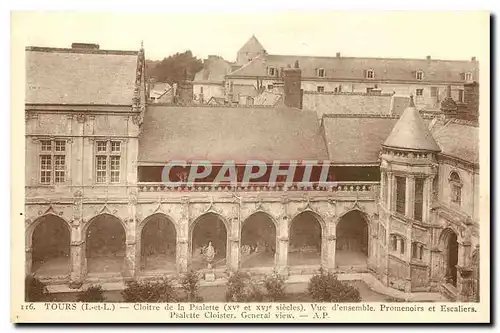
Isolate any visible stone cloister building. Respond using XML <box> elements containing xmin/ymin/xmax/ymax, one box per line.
<box><xmin>25</xmin><ymin>43</ymin><xmax>480</xmax><ymax>301</ymax></box>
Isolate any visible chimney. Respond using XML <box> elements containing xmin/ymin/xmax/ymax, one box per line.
<box><xmin>177</xmin><ymin>80</ymin><xmax>194</xmax><ymax>105</ymax></box>
<box><xmin>426</xmin><ymin>55</ymin><xmax>431</xmax><ymax>60</ymax></box>
<box><xmin>71</xmin><ymin>43</ymin><xmax>100</xmax><ymax>50</ymax></box>
<box><xmin>283</xmin><ymin>61</ymin><xmax>302</xmax><ymax>109</ymax></box>
<box><xmin>336</xmin><ymin>52</ymin><xmax>341</xmax><ymax>58</ymax></box>
<box><xmin>463</xmin><ymin>81</ymin><xmax>479</xmax><ymax>121</ymax></box>
<box><xmin>471</xmin><ymin>56</ymin><xmax>477</xmax><ymax>62</ymax></box>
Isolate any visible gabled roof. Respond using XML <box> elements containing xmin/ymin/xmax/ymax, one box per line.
<box><xmin>238</xmin><ymin>35</ymin><xmax>266</xmax><ymax>55</ymax></box>
<box><xmin>383</xmin><ymin>97</ymin><xmax>441</xmax><ymax>152</ymax></box>
<box><xmin>26</xmin><ymin>46</ymin><xmax>139</xmax><ymax>105</ymax></box>
<box><xmin>431</xmin><ymin>120</ymin><xmax>479</xmax><ymax>165</ymax></box>
<box><xmin>322</xmin><ymin>115</ymin><xmax>399</xmax><ymax>164</ymax></box>
<box><xmin>138</xmin><ymin>105</ymin><xmax>328</xmax><ymax>163</ymax></box>
<box><xmin>227</xmin><ymin>53</ymin><xmax>478</xmax><ymax>83</ymax></box>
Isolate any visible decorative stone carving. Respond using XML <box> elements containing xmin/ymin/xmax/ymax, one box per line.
<box><xmin>76</xmin><ymin>114</ymin><xmax>86</xmax><ymax>123</ymax></box>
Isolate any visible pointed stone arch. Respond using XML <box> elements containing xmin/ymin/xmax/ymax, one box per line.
<box><xmin>335</xmin><ymin>209</ymin><xmax>370</xmax><ymax>268</ymax></box>
<box><xmin>288</xmin><ymin>210</ymin><xmax>325</xmax><ymax>267</ymax></box>
<box><xmin>439</xmin><ymin>227</ymin><xmax>459</xmax><ymax>287</ymax></box>
<box><xmin>27</xmin><ymin>214</ymin><xmax>71</xmax><ymax>277</ymax></box>
<box><xmin>241</xmin><ymin>211</ymin><xmax>277</xmax><ymax>268</ymax></box>
<box><xmin>83</xmin><ymin>213</ymin><xmax>127</xmax><ymax>275</ymax></box>
<box><xmin>138</xmin><ymin>213</ymin><xmax>177</xmax><ymax>272</ymax></box>
<box><xmin>189</xmin><ymin>212</ymin><xmax>229</xmax><ymax>271</ymax></box>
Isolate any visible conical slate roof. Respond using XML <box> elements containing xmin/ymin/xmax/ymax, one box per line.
<box><xmin>383</xmin><ymin>96</ymin><xmax>441</xmax><ymax>152</ymax></box>
<box><xmin>238</xmin><ymin>35</ymin><xmax>266</xmax><ymax>54</ymax></box>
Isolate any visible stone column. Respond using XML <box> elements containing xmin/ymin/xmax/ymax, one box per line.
<box><xmin>124</xmin><ymin>223</ymin><xmax>137</xmax><ymax>279</ymax></box>
<box><xmin>380</xmin><ymin>170</ymin><xmax>386</xmax><ymax>205</ymax></box>
<box><xmin>229</xmin><ymin>216</ymin><xmax>240</xmax><ymax>272</ymax></box>
<box><xmin>177</xmin><ymin>219</ymin><xmax>189</xmax><ymax>274</ymax></box>
<box><xmin>405</xmin><ymin>175</ymin><xmax>415</xmax><ymax>219</ymax></box>
<box><xmin>326</xmin><ymin>218</ymin><xmax>336</xmax><ymax>272</ymax></box>
<box><xmin>277</xmin><ymin>217</ymin><xmax>289</xmax><ymax>276</ymax></box>
<box><xmin>69</xmin><ymin>225</ymin><xmax>84</xmax><ymax>288</ymax></box>
<box><xmin>387</xmin><ymin>172</ymin><xmax>394</xmax><ymax>211</ymax></box>
<box><xmin>422</xmin><ymin>175</ymin><xmax>434</xmax><ymax>223</ymax></box>
<box><xmin>25</xmin><ymin>246</ymin><xmax>32</xmax><ymax>277</ymax></box>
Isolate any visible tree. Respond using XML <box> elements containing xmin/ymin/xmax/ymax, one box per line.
<box><xmin>147</xmin><ymin>51</ymin><xmax>203</xmax><ymax>84</ymax></box>
<box><xmin>77</xmin><ymin>285</ymin><xmax>106</xmax><ymax>302</ymax></box>
<box><xmin>307</xmin><ymin>268</ymin><xmax>361</xmax><ymax>302</ymax></box>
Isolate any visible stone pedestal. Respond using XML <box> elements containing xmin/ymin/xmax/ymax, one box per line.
<box><xmin>204</xmin><ymin>269</ymin><xmax>216</xmax><ymax>282</ymax></box>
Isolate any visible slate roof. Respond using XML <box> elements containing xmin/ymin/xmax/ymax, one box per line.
<box><xmin>26</xmin><ymin>47</ymin><xmax>139</xmax><ymax>105</ymax></box>
<box><xmin>322</xmin><ymin>115</ymin><xmax>399</xmax><ymax>164</ymax></box>
<box><xmin>303</xmin><ymin>92</ymin><xmax>393</xmax><ymax>117</ymax></box>
<box><xmin>227</xmin><ymin>53</ymin><xmax>478</xmax><ymax>83</ymax></box>
<box><xmin>238</xmin><ymin>35</ymin><xmax>266</xmax><ymax>55</ymax></box>
<box><xmin>431</xmin><ymin>120</ymin><xmax>479</xmax><ymax>164</ymax></box>
<box><xmin>383</xmin><ymin>97</ymin><xmax>441</xmax><ymax>152</ymax></box>
<box><xmin>138</xmin><ymin>105</ymin><xmax>328</xmax><ymax>163</ymax></box>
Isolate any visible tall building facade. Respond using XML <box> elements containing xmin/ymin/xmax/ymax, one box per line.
<box><xmin>25</xmin><ymin>44</ymin><xmax>480</xmax><ymax>302</ymax></box>
<box><xmin>194</xmin><ymin>36</ymin><xmax>479</xmax><ymax>110</ymax></box>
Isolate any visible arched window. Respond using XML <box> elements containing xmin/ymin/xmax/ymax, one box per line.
<box><xmin>416</xmin><ymin>70</ymin><xmax>424</xmax><ymax>80</ymax></box>
<box><xmin>449</xmin><ymin>171</ymin><xmax>462</xmax><ymax>206</ymax></box>
<box><xmin>246</xmin><ymin>96</ymin><xmax>254</xmax><ymax>106</ymax></box>
<box><xmin>391</xmin><ymin>235</ymin><xmax>398</xmax><ymax>251</ymax></box>
<box><xmin>366</xmin><ymin>69</ymin><xmax>374</xmax><ymax>79</ymax></box>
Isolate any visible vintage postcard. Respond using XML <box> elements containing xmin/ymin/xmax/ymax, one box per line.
<box><xmin>11</xmin><ymin>11</ymin><xmax>490</xmax><ymax>323</ymax></box>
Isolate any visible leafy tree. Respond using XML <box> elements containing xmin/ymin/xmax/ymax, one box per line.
<box><xmin>263</xmin><ymin>272</ymin><xmax>286</xmax><ymax>301</ymax></box>
<box><xmin>77</xmin><ymin>285</ymin><xmax>106</xmax><ymax>302</ymax></box>
<box><xmin>25</xmin><ymin>275</ymin><xmax>49</xmax><ymax>302</ymax></box>
<box><xmin>180</xmin><ymin>270</ymin><xmax>203</xmax><ymax>302</ymax></box>
<box><xmin>307</xmin><ymin>268</ymin><xmax>361</xmax><ymax>302</ymax></box>
<box><xmin>225</xmin><ymin>271</ymin><xmax>264</xmax><ymax>302</ymax></box>
<box><xmin>121</xmin><ymin>277</ymin><xmax>178</xmax><ymax>303</ymax></box>
<box><xmin>147</xmin><ymin>51</ymin><xmax>203</xmax><ymax>84</ymax></box>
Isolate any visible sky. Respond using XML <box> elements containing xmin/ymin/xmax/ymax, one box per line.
<box><xmin>12</xmin><ymin>11</ymin><xmax>489</xmax><ymax>62</ymax></box>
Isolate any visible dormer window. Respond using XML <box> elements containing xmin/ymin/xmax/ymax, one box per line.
<box><xmin>465</xmin><ymin>72</ymin><xmax>473</xmax><ymax>81</ymax></box>
<box><xmin>449</xmin><ymin>171</ymin><xmax>462</xmax><ymax>206</ymax></box>
<box><xmin>366</xmin><ymin>69</ymin><xmax>374</xmax><ymax>79</ymax></box>
<box><xmin>268</xmin><ymin>67</ymin><xmax>276</xmax><ymax>77</ymax></box>
<box><xmin>318</xmin><ymin>68</ymin><xmax>325</xmax><ymax>78</ymax></box>
<box><xmin>416</xmin><ymin>70</ymin><xmax>424</xmax><ymax>80</ymax></box>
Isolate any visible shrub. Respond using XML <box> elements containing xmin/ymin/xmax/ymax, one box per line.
<box><xmin>77</xmin><ymin>285</ymin><xmax>106</xmax><ymax>302</ymax></box>
<box><xmin>225</xmin><ymin>271</ymin><xmax>264</xmax><ymax>302</ymax></box>
<box><xmin>385</xmin><ymin>296</ymin><xmax>405</xmax><ymax>302</ymax></box>
<box><xmin>122</xmin><ymin>277</ymin><xmax>178</xmax><ymax>303</ymax></box>
<box><xmin>307</xmin><ymin>268</ymin><xmax>361</xmax><ymax>302</ymax></box>
<box><xmin>180</xmin><ymin>270</ymin><xmax>203</xmax><ymax>302</ymax></box>
<box><xmin>25</xmin><ymin>275</ymin><xmax>48</xmax><ymax>302</ymax></box>
<box><xmin>263</xmin><ymin>272</ymin><xmax>286</xmax><ymax>301</ymax></box>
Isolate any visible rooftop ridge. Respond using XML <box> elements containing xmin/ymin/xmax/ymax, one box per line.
<box><xmin>150</xmin><ymin>102</ymin><xmax>275</xmax><ymax>109</ymax></box>
<box><xmin>303</xmin><ymin>91</ymin><xmax>394</xmax><ymax>97</ymax></box>
<box><xmin>25</xmin><ymin>46</ymin><xmax>139</xmax><ymax>56</ymax></box>
<box><xmin>323</xmin><ymin>113</ymin><xmax>401</xmax><ymax>119</ymax></box>
<box><xmin>267</xmin><ymin>53</ymin><xmax>478</xmax><ymax>63</ymax></box>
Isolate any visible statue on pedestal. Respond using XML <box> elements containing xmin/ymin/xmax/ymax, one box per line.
<box><xmin>205</xmin><ymin>241</ymin><xmax>215</xmax><ymax>269</ymax></box>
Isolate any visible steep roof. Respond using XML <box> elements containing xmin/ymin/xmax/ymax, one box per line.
<box><xmin>303</xmin><ymin>92</ymin><xmax>393</xmax><ymax>118</ymax></box>
<box><xmin>227</xmin><ymin>53</ymin><xmax>478</xmax><ymax>83</ymax></box>
<box><xmin>431</xmin><ymin>120</ymin><xmax>479</xmax><ymax>165</ymax></box>
<box><xmin>26</xmin><ymin>47</ymin><xmax>139</xmax><ymax>105</ymax></box>
<box><xmin>238</xmin><ymin>35</ymin><xmax>266</xmax><ymax>55</ymax></box>
<box><xmin>138</xmin><ymin>105</ymin><xmax>328</xmax><ymax>163</ymax></box>
<box><xmin>322</xmin><ymin>115</ymin><xmax>399</xmax><ymax>164</ymax></box>
<box><xmin>194</xmin><ymin>56</ymin><xmax>232</xmax><ymax>83</ymax></box>
<box><xmin>383</xmin><ymin>97</ymin><xmax>441</xmax><ymax>152</ymax></box>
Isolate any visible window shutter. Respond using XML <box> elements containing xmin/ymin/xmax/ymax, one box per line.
<box><xmin>363</xmin><ymin>69</ymin><xmax>367</xmax><ymax>78</ymax></box>
<box><xmin>315</xmin><ymin>68</ymin><xmax>318</xmax><ymax>76</ymax></box>
<box><xmin>460</xmin><ymin>72</ymin><xmax>465</xmax><ymax>80</ymax></box>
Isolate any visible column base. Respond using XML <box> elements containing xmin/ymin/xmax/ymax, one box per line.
<box><xmin>68</xmin><ymin>280</ymin><xmax>83</xmax><ymax>289</ymax></box>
